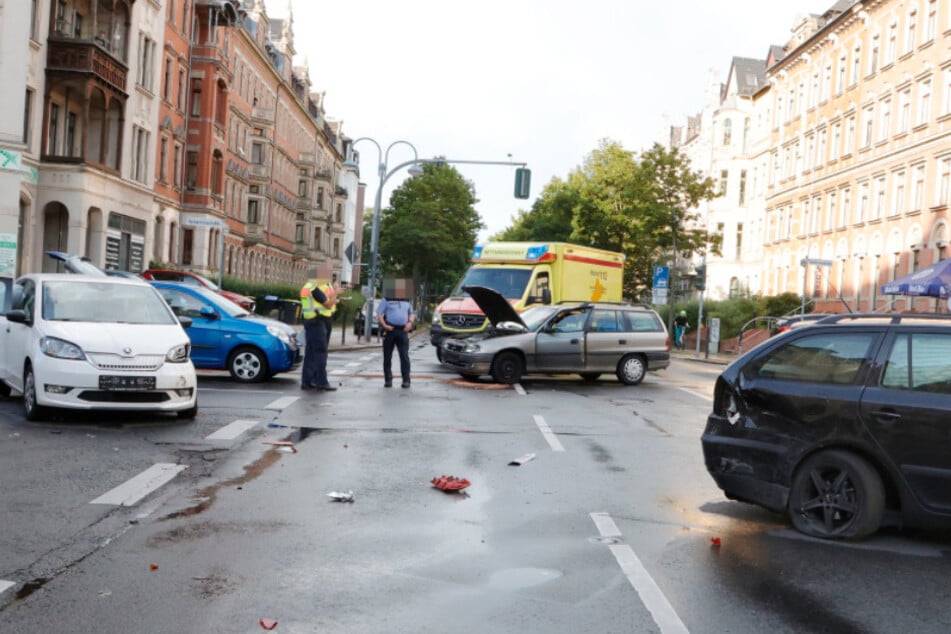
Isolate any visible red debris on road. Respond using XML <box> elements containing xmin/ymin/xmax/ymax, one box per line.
<box><xmin>431</xmin><ymin>475</ymin><xmax>471</xmax><ymax>491</ymax></box>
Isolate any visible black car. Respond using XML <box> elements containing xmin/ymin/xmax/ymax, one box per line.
<box><xmin>702</xmin><ymin>313</ymin><xmax>951</xmax><ymax>540</ymax></box>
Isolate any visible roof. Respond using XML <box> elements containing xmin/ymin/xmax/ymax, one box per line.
<box><xmin>730</xmin><ymin>57</ymin><xmax>766</xmax><ymax>96</ymax></box>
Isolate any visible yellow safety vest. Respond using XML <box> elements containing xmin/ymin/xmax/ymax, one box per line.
<box><xmin>300</xmin><ymin>281</ymin><xmax>336</xmax><ymax>320</ymax></box>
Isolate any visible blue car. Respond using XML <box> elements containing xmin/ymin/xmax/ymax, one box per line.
<box><xmin>150</xmin><ymin>282</ymin><xmax>301</xmax><ymax>382</ymax></box>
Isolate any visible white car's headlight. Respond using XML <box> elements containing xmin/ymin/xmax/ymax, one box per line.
<box><xmin>267</xmin><ymin>325</ymin><xmax>291</xmax><ymax>345</ymax></box>
<box><xmin>39</xmin><ymin>337</ymin><xmax>86</xmax><ymax>360</ymax></box>
<box><xmin>166</xmin><ymin>342</ymin><xmax>191</xmax><ymax>363</ymax></box>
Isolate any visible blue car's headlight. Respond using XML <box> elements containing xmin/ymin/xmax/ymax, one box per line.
<box><xmin>39</xmin><ymin>337</ymin><xmax>86</xmax><ymax>360</ymax></box>
<box><xmin>266</xmin><ymin>325</ymin><xmax>291</xmax><ymax>345</ymax></box>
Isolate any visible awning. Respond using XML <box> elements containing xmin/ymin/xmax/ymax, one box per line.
<box><xmin>881</xmin><ymin>259</ymin><xmax>951</xmax><ymax>297</ymax></box>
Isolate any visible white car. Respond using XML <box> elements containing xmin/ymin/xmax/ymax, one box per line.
<box><xmin>0</xmin><ymin>273</ymin><xmax>198</xmax><ymax>421</ymax></box>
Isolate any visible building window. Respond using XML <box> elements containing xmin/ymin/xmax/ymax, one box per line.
<box><xmin>845</xmin><ymin>115</ymin><xmax>855</xmax><ymax>154</ymax></box>
<box><xmin>247</xmin><ymin>198</ymin><xmax>260</xmax><ymax>224</ymax></box>
<box><xmin>163</xmin><ymin>57</ymin><xmax>172</xmax><ymax>101</ymax></box>
<box><xmin>316</xmin><ymin>187</ymin><xmax>324</xmax><ymax>209</ymax></box>
<box><xmin>182</xmin><ymin>229</ymin><xmax>193</xmax><ymax>266</ymax></box>
<box><xmin>137</xmin><ymin>34</ymin><xmax>155</xmax><ymax>90</ymax></box>
<box><xmin>874</xmin><ymin>177</ymin><xmax>886</xmax><ymax>220</ymax></box>
<box><xmin>851</xmin><ymin>46</ymin><xmax>861</xmax><ymax>86</ymax></box>
<box><xmin>899</xmin><ymin>89</ymin><xmax>911</xmax><ymax>132</ymax></box>
<box><xmin>925</xmin><ymin>0</ymin><xmax>937</xmax><ymax>42</ymax></box>
<box><xmin>30</xmin><ymin>0</ymin><xmax>39</xmax><ymax>40</ymax></box>
<box><xmin>885</xmin><ymin>24</ymin><xmax>897</xmax><ymax>65</ymax></box>
<box><xmin>251</xmin><ymin>142</ymin><xmax>263</xmax><ymax>164</ymax></box>
<box><xmin>298</xmin><ymin>180</ymin><xmax>307</xmax><ymax>197</ymax></box>
<box><xmin>892</xmin><ymin>171</ymin><xmax>905</xmax><ymax>216</ymax></box>
<box><xmin>830</xmin><ymin>123</ymin><xmax>841</xmax><ymax>161</ymax></box>
<box><xmin>333</xmin><ymin>238</ymin><xmax>340</xmax><ymax>258</ymax></box>
<box><xmin>211</xmin><ymin>151</ymin><xmax>222</xmax><ymax>195</ymax></box>
<box><xmin>836</xmin><ymin>55</ymin><xmax>846</xmax><ymax>95</ymax></box>
<box><xmin>918</xmin><ymin>79</ymin><xmax>932</xmax><ymax>126</ymax></box>
<box><xmin>738</xmin><ymin>170</ymin><xmax>747</xmax><ymax>206</ymax></box>
<box><xmin>22</xmin><ymin>89</ymin><xmax>33</xmax><ymax>145</ymax></box>
<box><xmin>131</xmin><ymin>126</ymin><xmax>149</xmax><ymax>184</ymax></box>
<box><xmin>735</xmin><ymin>223</ymin><xmax>743</xmax><ymax>259</ymax></box>
<box><xmin>177</xmin><ymin>69</ymin><xmax>186</xmax><ymax>111</ymax></box>
<box><xmin>718</xmin><ymin>169</ymin><xmax>728</xmax><ymax>195</ymax></box>
<box><xmin>335</xmin><ymin>203</ymin><xmax>343</xmax><ymax>223</ymax></box>
<box><xmin>863</xmin><ymin>106</ymin><xmax>874</xmax><ymax>148</ymax></box>
<box><xmin>905</xmin><ymin>9</ymin><xmax>917</xmax><ymax>54</ymax></box>
<box><xmin>65</xmin><ymin>112</ymin><xmax>77</xmax><ymax>157</ymax></box>
<box><xmin>722</xmin><ymin>118</ymin><xmax>732</xmax><ymax>146</ymax></box>
<box><xmin>817</xmin><ymin>128</ymin><xmax>827</xmax><ymax>167</ymax></box>
<box><xmin>879</xmin><ymin>99</ymin><xmax>891</xmax><ymax>142</ymax></box>
<box><xmin>913</xmin><ymin>165</ymin><xmax>925</xmax><ymax>211</ymax></box>
<box><xmin>190</xmin><ymin>78</ymin><xmax>202</xmax><ymax>117</ymax></box>
<box><xmin>858</xmin><ymin>182</ymin><xmax>869</xmax><ymax>222</ymax></box>
<box><xmin>840</xmin><ymin>187</ymin><xmax>851</xmax><ymax>228</ymax></box>
<box><xmin>826</xmin><ymin>192</ymin><xmax>836</xmax><ymax>232</ymax></box>
<box><xmin>937</xmin><ymin>157</ymin><xmax>951</xmax><ymax>206</ymax></box>
<box><xmin>48</xmin><ymin>103</ymin><xmax>60</xmax><ymax>155</ymax></box>
<box><xmin>186</xmin><ymin>150</ymin><xmax>198</xmax><ymax>189</ymax></box>
<box><xmin>159</xmin><ymin>137</ymin><xmax>169</xmax><ymax>183</ymax></box>
<box><xmin>173</xmin><ymin>143</ymin><xmax>182</xmax><ymax>188</ymax></box>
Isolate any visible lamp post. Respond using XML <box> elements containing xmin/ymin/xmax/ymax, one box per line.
<box><xmin>344</xmin><ymin>138</ymin><xmax>422</xmax><ymax>342</ymax></box>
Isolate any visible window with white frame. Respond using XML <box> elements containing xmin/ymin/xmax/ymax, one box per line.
<box><xmin>840</xmin><ymin>187</ymin><xmax>851</xmax><ymax>227</ymax></box>
<box><xmin>826</xmin><ymin>192</ymin><xmax>836</xmax><ymax>232</ymax></box>
<box><xmin>858</xmin><ymin>181</ymin><xmax>869</xmax><ymax>222</ymax></box>
<box><xmin>874</xmin><ymin>176</ymin><xmax>886</xmax><ymax>220</ymax></box>
<box><xmin>899</xmin><ymin>88</ymin><xmax>911</xmax><ymax>132</ymax></box>
<box><xmin>806</xmin><ymin>134</ymin><xmax>815</xmax><ymax>169</ymax></box>
<box><xmin>863</xmin><ymin>105</ymin><xmax>875</xmax><ymax>147</ymax></box>
<box><xmin>822</xmin><ymin>65</ymin><xmax>831</xmax><ymax>102</ymax></box>
<box><xmin>925</xmin><ymin>0</ymin><xmax>936</xmax><ymax>43</ymax></box>
<box><xmin>918</xmin><ymin>78</ymin><xmax>932</xmax><ymax>126</ymax></box>
<box><xmin>787</xmin><ymin>89</ymin><xmax>795</xmax><ymax>122</ymax></box>
<box><xmin>869</xmin><ymin>34</ymin><xmax>880</xmax><ymax>75</ymax></box>
<box><xmin>892</xmin><ymin>171</ymin><xmax>905</xmax><ymax>216</ymax></box>
<box><xmin>837</xmin><ymin>55</ymin><xmax>847</xmax><ymax>94</ymax></box>
<box><xmin>811</xmin><ymin>196</ymin><xmax>822</xmax><ymax>234</ymax></box>
<box><xmin>719</xmin><ymin>169</ymin><xmax>728</xmax><ymax>194</ymax></box>
<box><xmin>886</xmin><ymin>23</ymin><xmax>897</xmax><ymax>65</ymax></box>
<box><xmin>817</xmin><ymin>128</ymin><xmax>827</xmax><ymax>167</ymax></box>
<box><xmin>722</xmin><ymin>118</ymin><xmax>732</xmax><ymax>146</ymax></box>
<box><xmin>159</xmin><ymin>136</ymin><xmax>168</xmax><ymax>183</ymax></box>
<box><xmin>845</xmin><ymin>115</ymin><xmax>856</xmax><ymax>153</ymax></box>
<box><xmin>851</xmin><ymin>46</ymin><xmax>861</xmax><ymax>85</ymax></box>
<box><xmin>831</xmin><ymin>122</ymin><xmax>841</xmax><ymax>161</ymax></box>
<box><xmin>879</xmin><ymin>98</ymin><xmax>891</xmax><ymax>142</ymax></box>
<box><xmin>913</xmin><ymin>164</ymin><xmax>925</xmax><ymax>211</ymax></box>
<box><xmin>944</xmin><ymin>69</ymin><xmax>951</xmax><ymax>115</ymax></box>
<box><xmin>811</xmin><ymin>72</ymin><xmax>820</xmax><ymax>108</ymax></box>
<box><xmin>938</xmin><ymin>156</ymin><xmax>951</xmax><ymax>207</ymax></box>
<box><xmin>794</xmin><ymin>141</ymin><xmax>802</xmax><ymax>175</ymax></box>
<box><xmin>738</xmin><ymin>170</ymin><xmax>747</xmax><ymax>206</ymax></box>
<box><xmin>137</xmin><ymin>34</ymin><xmax>155</xmax><ymax>91</ymax></box>
<box><xmin>131</xmin><ymin>126</ymin><xmax>149</xmax><ymax>184</ymax></box>
<box><xmin>905</xmin><ymin>9</ymin><xmax>917</xmax><ymax>54</ymax></box>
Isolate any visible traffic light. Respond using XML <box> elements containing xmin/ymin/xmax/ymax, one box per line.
<box><xmin>514</xmin><ymin>167</ymin><xmax>531</xmax><ymax>199</ymax></box>
<box><xmin>694</xmin><ymin>264</ymin><xmax>706</xmax><ymax>291</ymax></box>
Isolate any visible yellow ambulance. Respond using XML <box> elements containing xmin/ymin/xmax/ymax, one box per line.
<box><xmin>430</xmin><ymin>242</ymin><xmax>625</xmax><ymax>358</ymax></box>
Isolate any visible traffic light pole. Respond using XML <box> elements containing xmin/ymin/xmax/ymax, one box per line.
<box><xmin>695</xmin><ymin>257</ymin><xmax>707</xmax><ymax>358</ymax></box>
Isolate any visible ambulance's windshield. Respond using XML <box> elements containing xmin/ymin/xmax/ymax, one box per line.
<box><xmin>453</xmin><ymin>268</ymin><xmax>532</xmax><ymax>299</ymax></box>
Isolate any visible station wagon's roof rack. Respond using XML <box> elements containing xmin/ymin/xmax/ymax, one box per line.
<box><xmin>815</xmin><ymin>313</ymin><xmax>951</xmax><ymax>325</ymax></box>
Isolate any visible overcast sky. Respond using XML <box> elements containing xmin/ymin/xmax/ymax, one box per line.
<box><xmin>276</xmin><ymin>0</ymin><xmax>827</xmax><ymax>241</ymax></box>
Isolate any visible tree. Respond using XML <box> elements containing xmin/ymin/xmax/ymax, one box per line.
<box><xmin>494</xmin><ymin>177</ymin><xmax>577</xmax><ymax>242</ymax></box>
<box><xmin>378</xmin><ymin>163</ymin><xmax>483</xmax><ymax>303</ymax></box>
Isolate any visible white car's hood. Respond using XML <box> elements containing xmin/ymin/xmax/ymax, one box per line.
<box><xmin>40</xmin><ymin>321</ymin><xmax>188</xmax><ymax>354</ymax></box>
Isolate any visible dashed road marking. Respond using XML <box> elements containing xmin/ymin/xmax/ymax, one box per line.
<box><xmin>514</xmin><ymin>383</ymin><xmax>527</xmax><ymax>396</ymax></box>
<box><xmin>264</xmin><ymin>396</ymin><xmax>300</xmax><ymax>410</ymax></box>
<box><xmin>590</xmin><ymin>512</ymin><xmax>689</xmax><ymax>634</ymax></box>
<box><xmin>0</xmin><ymin>580</ymin><xmax>14</xmax><ymax>596</ymax></box>
<box><xmin>330</xmin><ymin>369</ymin><xmax>348</xmax><ymax>375</ymax></box>
<box><xmin>533</xmin><ymin>414</ymin><xmax>565</xmax><ymax>452</ymax></box>
<box><xmin>205</xmin><ymin>419</ymin><xmax>259</xmax><ymax>442</ymax></box>
<box><xmin>345</xmin><ymin>362</ymin><xmax>361</xmax><ymax>367</ymax></box>
<box><xmin>90</xmin><ymin>463</ymin><xmax>188</xmax><ymax>506</ymax></box>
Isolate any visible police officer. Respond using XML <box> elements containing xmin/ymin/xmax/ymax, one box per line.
<box><xmin>376</xmin><ymin>297</ymin><xmax>414</xmax><ymax>388</ymax></box>
<box><xmin>299</xmin><ymin>278</ymin><xmax>338</xmax><ymax>390</ymax></box>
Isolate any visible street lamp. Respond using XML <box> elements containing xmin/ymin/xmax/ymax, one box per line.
<box><xmin>344</xmin><ymin>138</ymin><xmax>421</xmax><ymax>341</ymax></box>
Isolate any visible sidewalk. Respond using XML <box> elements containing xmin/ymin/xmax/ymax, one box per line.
<box><xmin>670</xmin><ymin>347</ymin><xmax>735</xmax><ymax>366</ymax></box>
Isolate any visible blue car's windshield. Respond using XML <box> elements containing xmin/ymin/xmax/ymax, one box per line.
<box><xmin>189</xmin><ymin>285</ymin><xmax>249</xmax><ymax>318</ymax></box>
<box><xmin>453</xmin><ymin>267</ymin><xmax>532</xmax><ymax>300</ymax></box>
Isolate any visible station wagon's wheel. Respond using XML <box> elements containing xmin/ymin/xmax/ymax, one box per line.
<box><xmin>616</xmin><ymin>354</ymin><xmax>646</xmax><ymax>385</ymax></box>
<box><xmin>435</xmin><ymin>347</ymin><xmax>443</xmax><ymax>362</ymax></box>
<box><xmin>491</xmin><ymin>351</ymin><xmax>523</xmax><ymax>384</ymax></box>
<box><xmin>580</xmin><ymin>372</ymin><xmax>601</xmax><ymax>382</ymax></box>
<box><xmin>788</xmin><ymin>450</ymin><xmax>884</xmax><ymax>540</ymax></box>
<box><xmin>228</xmin><ymin>346</ymin><xmax>269</xmax><ymax>383</ymax></box>
<box><xmin>23</xmin><ymin>364</ymin><xmax>49</xmax><ymax>422</ymax></box>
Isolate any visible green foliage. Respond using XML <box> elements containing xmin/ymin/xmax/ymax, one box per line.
<box><xmin>379</xmin><ymin>163</ymin><xmax>483</xmax><ymax>301</ymax></box>
<box><xmin>759</xmin><ymin>292</ymin><xmax>808</xmax><ymax>317</ymax></box>
<box><xmin>658</xmin><ymin>294</ymin><xmax>806</xmax><ymax>340</ymax></box>
<box><xmin>494</xmin><ymin>177</ymin><xmax>577</xmax><ymax>242</ymax></box>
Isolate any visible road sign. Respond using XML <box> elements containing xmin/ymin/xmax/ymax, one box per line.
<box><xmin>183</xmin><ymin>217</ymin><xmax>228</xmax><ymax>231</ymax></box>
<box><xmin>653</xmin><ymin>265</ymin><xmax>670</xmax><ymax>289</ymax></box>
<box><xmin>652</xmin><ymin>290</ymin><xmax>668</xmax><ymax>305</ymax></box>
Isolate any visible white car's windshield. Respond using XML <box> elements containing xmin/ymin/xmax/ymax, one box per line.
<box><xmin>42</xmin><ymin>281</ymin><xmax>178</xmax><ymax>325</ymax></box>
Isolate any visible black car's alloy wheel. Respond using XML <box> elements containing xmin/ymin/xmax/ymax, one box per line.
<box><xmin>788</xmin><ymin>450</ymin><xmax>885</xmax><ymax>540</ymax></box>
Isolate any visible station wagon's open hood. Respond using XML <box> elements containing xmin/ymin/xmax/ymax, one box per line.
<box><xmin>463</xmin><ymin>286</ymin><xmax>526</xmax><ymax>328</ymax></box>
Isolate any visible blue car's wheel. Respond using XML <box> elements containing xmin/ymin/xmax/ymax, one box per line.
<box><xmin>228</xmin><ymin>346</ymin><xmax>269</xmax><ymax>383</ymax></box>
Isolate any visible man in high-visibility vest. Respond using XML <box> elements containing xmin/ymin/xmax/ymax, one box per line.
<box><xmin>299</xmin><ymin>278</ymin><xmax>339</xmax><ymax>390</ymax></box>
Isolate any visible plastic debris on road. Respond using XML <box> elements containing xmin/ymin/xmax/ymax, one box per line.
<box><xmin>263</xmin><ymin>439</ymin><xmax>297</xmax><ymax>453</ymax></box>
<box><xmin>149</xmin><ymin>563</ymin><xmax>159</xmax><ymax>571</ymax></box>
<box><xmin>431</xmin><ymin>475</ymin><xmax>471</xmax><ymax>491</ymax></box>
<box><xmin>259</xmin><ymin>617</ymin><xmax>278</xmax><ymax>630</ymax></box>
<box><xmin>710</xmin><ymin>537</ymin><xmax>722</xmax><ymax>548</ymax></box>
<box><xmin>327</xmin><ymin>490</ymin><xmax>354</xmax><ymax>503</ymax></box>
<box><xmin>508</xmin><ymin>452</ymin><xmax>536</xmax><ymax>466</ymax></box>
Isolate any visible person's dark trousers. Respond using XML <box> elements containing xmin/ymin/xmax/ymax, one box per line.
<box><xmin>382</xmin><ymin>329</ymin><xmax>411</xmax><ymax>385</ymax></box>
<box><xmin>302</xmin><ymin>317</ymin><xmax>330</xmax><ymax>388</ymax></box>
<box><xmin>321</xmin><ymin>316</ymin><xmax>334</xmax><ymax>346</ymax></box>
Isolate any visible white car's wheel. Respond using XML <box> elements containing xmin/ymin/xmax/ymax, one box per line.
<box><xmin>23</xmin><ymin>365</ymin><xmax>50</xmax><ymax>421</ymax></box>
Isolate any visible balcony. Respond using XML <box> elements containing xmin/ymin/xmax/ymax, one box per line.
<box><xmin>244</xmin><ymin>222</ymin><xmax>264</xmax><ymax>246</ymax></box>
<box><xmin>47</xmin><ymin>39</ymin><xmax>128</xmax><ymax>94</ymax></box>
<box><xmin>249</xmin><ymin>163</ymin><xmax>268</xmax><ymax>179</ymax></box>
<box><xmin>314</xmin><ymin>168</ymin><xmax>332</xmax><ymax>182</ymax></box>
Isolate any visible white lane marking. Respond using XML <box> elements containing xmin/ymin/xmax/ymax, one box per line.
<box><xmin>590</xmin><ymin>513</ymin><xmax>689</xmax><ymax>634</ymax></box>
<box><xmin>514</xmin><ymin>383</ymin><xmax>527</xmax><ymax>396</ymax></box>
<box><xmin>360</xmin><ymin>355</ymin><xmax>375</xmax><ymax>361</ymax></box>
<box><xmin>0</xmin><ymin>580</ymin><xmax>14</xmax><ymax>595</ymax></box>
<box><xmin>90</xmin><ymin>464</ymin><xmax>187</xmax><ymax>506</ymax></box>
<box><xmin>198</xmin><ymin>387</ymin><xmax>285</xmax><ymax>394</ymax></box>
<box><xmin>533</xmin><ymin>415</ymin><xmax>565</xmax><ymax>452</ymax></box>
<box><xmin>676</xmin><ymin>387</ymin><xmax>712</xmax><ymax>402</ymax></box>
<box><xmin>330</xmin><ymin>369</ymin><xmax>347</xmax><ymax>375</ymax></box>
<box><xmin>264</xmin><ymin>396</ymin><xmax>299</xmax><ymax>410</ymax></box>
<box><xmin>345</xmin><ymin>362</ymin><xmax>361</xmax><ymax>367</ymax></box>
<box><xmin>205</xmin><ymin>419</ymin><xmax>259</xmax><ymax>441</ymax></box>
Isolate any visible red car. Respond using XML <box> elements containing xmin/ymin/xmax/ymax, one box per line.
<box><xmin>141</xmin><ymin>269</ymin><xmax>256</xmax><ymax>312</ymax></box>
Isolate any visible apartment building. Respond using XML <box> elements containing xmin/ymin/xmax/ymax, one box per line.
<box><xmin>0</xmin><ymin>0</ymin><xmax>359</xmax><ymax>288</ymax></box>
<box><xmin>671</xmin><ymin>0</ymin><xmax>951</xmax><ymax>313</ymax></box>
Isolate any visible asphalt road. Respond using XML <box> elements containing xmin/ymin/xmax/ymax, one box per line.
<box><xmin>0</xmin><ymin>342</ymin><xmax>949</xmax><ymax>633</ymax></box>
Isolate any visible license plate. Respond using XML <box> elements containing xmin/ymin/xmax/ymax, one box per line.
<box><xmin>99</xmin><ymin>375</ymin><xmax>156</xmax><ymax>391</ymax></box>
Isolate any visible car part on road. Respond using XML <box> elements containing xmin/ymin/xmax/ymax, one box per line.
<box><xmin>431</xmin><ymin>475</ymin><xmax>471</xmax><ymax>491</ymax></box>
<box><xmin>327</xmin><ymin>490</ymin><xmax>354</xmax><ymax>502</ymax></box>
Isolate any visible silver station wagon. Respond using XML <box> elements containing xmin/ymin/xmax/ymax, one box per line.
<box><xmin>440</xmin><ymin>286</ymin><xmax>670</xmax><ymax>385</ymax></box>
